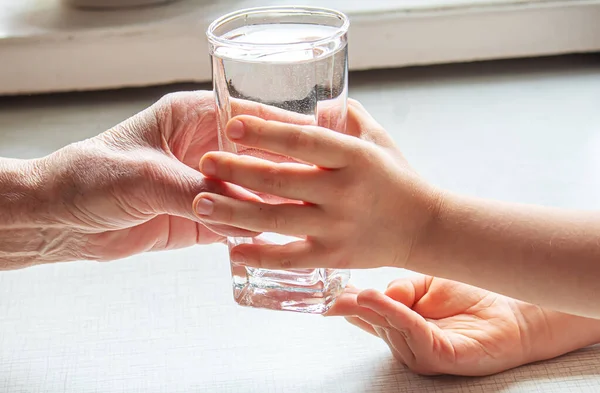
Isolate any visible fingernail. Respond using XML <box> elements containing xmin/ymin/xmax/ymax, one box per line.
<box><xmin>227</xmin><ymin>119</ymin><xmax>245</xmax><ymax>140</ymax></box>
<box><xmin>201</xmin><ymin>158</ymin><xmax>217</xmax><ymax>177</ymax></box>
<box><xmin>231</xmin><ymin>252</ymin><xmax>246</xmax><ymax>265</ymax></box>
<box><xmin>195</xmin><ymin>197</ymin><xmax>214</xmax><ymax>216</ymax></box>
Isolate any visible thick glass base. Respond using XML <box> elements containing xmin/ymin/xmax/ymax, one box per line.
<box><xmin>229</xmin><ymin>237</ymin><xmax>350</xmax><ymax>314</ymax></box>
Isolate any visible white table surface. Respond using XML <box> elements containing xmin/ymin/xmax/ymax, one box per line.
<box><xmin>1</xmin><ymin>55</ymin><xmax>600</xmax><ymax>392</ymax></box>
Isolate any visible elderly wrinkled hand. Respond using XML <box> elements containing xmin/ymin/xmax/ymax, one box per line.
<box><xmin>0</xmin><ymin>91</ymin><xmax>259</xmax><ymax>269</ymax></box>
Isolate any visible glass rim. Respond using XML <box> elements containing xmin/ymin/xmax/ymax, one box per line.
<box><xmin>206</xmin><ymin>6</ymin><xmax>349</xmax><ymax>50</ymax></box>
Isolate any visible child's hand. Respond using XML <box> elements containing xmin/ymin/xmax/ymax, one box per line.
<box><xmin>327</xmin><ymin>274</ymin><xmax>600</xmax><ymax>376</ymax></box>
<box><xmin>195</xmin><ymin>100</ymin><xmax>441</xmax><ymax>269</ymax></box>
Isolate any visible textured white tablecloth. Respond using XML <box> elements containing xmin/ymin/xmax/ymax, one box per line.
<box><xmin>1</xmin><ymin>55</ymin><xmax>600</xmax><ymax>392</ymax></box>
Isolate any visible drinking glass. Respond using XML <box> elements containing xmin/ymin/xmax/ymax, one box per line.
<box><xmin>207</xmin><ymin>6</ymin><xmax>350</xmax><ymax>314</ymax></box>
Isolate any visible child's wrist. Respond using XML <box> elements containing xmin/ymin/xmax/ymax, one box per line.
<box><xmin>404</xmin><ymin>185</ymin><xmax>454</xmax><ymax>270</ymax></box>
<box><xmin>522</xmin><ymin>304</ymin><xmax>600</xmax><ymax>363</ymax></box>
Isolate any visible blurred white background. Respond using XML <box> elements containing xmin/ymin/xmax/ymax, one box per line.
<box><xmin>1</xmin><ymin>0</ymin><xmax>599</xmax><ymax>95</ymax></box>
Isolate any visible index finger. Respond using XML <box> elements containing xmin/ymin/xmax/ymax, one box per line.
<box><xmin>325</xmin><ymin>288</ymin><xmax>392</xmax><ymax>327</ymax></box>
<box><xmin>225</xmin><ymin>115</ymin><xmax>359</xmax><ymax>169</ymax></box>
<box><xmin>357</xmin><ymin>290</ymin><xmax>435</xmax><ymax>364</ymax></box>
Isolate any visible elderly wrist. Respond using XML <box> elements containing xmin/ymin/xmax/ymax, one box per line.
<box><xmin>0</xmin><ymin>157</ymin><xmax>58</xmax><ymax>228</ymax></box>
<box><xmin>0</xmin><ymin>156</ymin><xmax>85</xmax><ymax>268</ymax></box>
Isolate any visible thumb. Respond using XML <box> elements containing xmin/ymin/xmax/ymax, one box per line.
<box><xmin>148</xmin><ymin>155</ymin><xmax>261</xmax><ymax>237</ymax></box>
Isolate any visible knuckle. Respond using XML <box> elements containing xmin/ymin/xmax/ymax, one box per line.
<box><xmin>158</xmin><ymin>92</ymin><xmax>179</xmax><ymax>105</ymax></box>
<box><xmin>218</xmin><ymin>155</ymin><xmax>235</xmax><ymax>180</ymax></box>
<box><xmin>274</xmin><ymin>177</ymin><xmax>285</xmax><ymax>191</ymax></box>
<box><xmin>285</xmin><ymin>127</ymin><xmax>313</xmax><ymax>152</ymax></box>
<box><xmin>279</xmin><ymin>259</ymin><xmax>293</xmax><ymax>269</ymax></box>
<box><xmin>157</xmin><ymin>91</ymin><xmax>205</xmax><ymax>108</ymax></box>
<box><xmin>221</xmin><ymin>200</ymin><xmax>235</xmax><ymax>223</ymax></box>
<box><xmin>285</xmin><ymin>129</ymin><xmax>303</xmax><ymax>151</ymax></box>
<box><xmin>154</xmin><ymin>92</ymin><xmax>181</xmax><ymax>115</ymax></box>
<box><xmin>156</xmin><ymin>93</ymin><xmax>178</xmax><ymax>107</ymax></box>
<box><xmin>211</xmin><ymin>199</ymin><xmax>234</xmax><ymax>224</ymax></box>
<box><xmin>253</xmin><ymin>120</ymin><xmax>270</xmax><ymax>145</ymax></box>
<box><xmin>262</xmin><ymin>167</ymin><xmax>285</xmax><ymax>191</ymax></box>
<box><xmin>269</xmin><ymin>209</ymin><xmax>287</xmax><ymax>230</ymax></box>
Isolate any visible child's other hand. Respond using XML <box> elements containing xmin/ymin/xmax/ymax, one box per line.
<box><xmin>195</xmin><ymin>99</ymin><xmax>441</xmax><ymax>270</ymax></box>
<box><xmin>327</xmin><ymin>274</ymin><xmax>600</xmax><ymax>376</ymax></box>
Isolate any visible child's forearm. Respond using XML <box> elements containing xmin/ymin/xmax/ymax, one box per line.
<box><xmin>412</xmin><ymin>192</ymin><xmax>600</xmax><ymax>318</ymax></box>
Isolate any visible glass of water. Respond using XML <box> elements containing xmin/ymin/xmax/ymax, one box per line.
<box><xmin>207</xmin><ymin>6</ymin><xmax>350</xmax><ymax>314</ymax></box>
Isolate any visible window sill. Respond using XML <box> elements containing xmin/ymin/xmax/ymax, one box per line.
<box><xmin>1</xmin><ymin>0</ymin><xmax>599</xmax><ymax>95</ymax></box>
